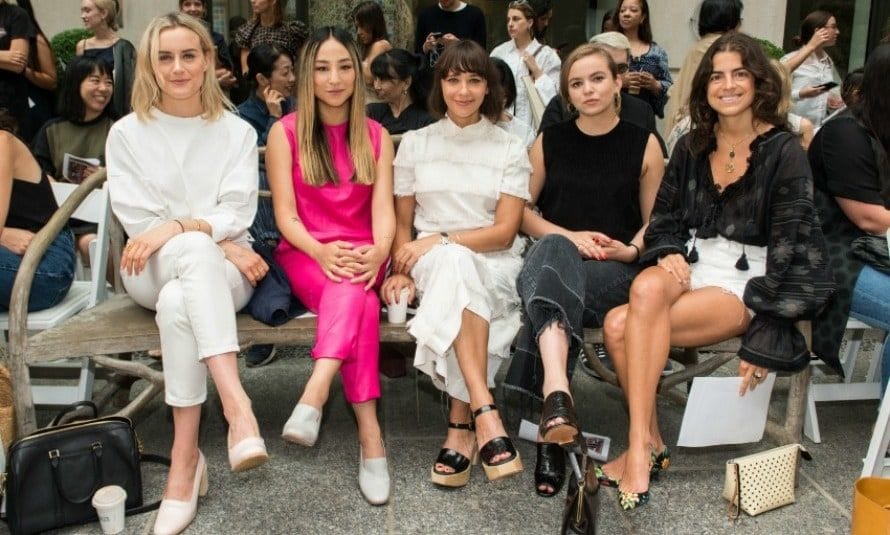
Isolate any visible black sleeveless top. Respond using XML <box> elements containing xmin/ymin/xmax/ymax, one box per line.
<box><xmin>537</xmin><ymin>119</ymin><xmax>650</xmax><ymax>244</ymax></box>
<box><xmin>8</xmin><ymin>173</ymin><xmax>58</xmax><ymax>232</ymax></box>
<box><xmin>83</xmin><ymin>46</ymin><xmax>114</xmax><ymax>70</ymax></box>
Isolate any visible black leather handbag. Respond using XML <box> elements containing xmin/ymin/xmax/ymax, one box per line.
<box><xmin>561</xmin><ymin>448</ymin><xmax>600</xmax><ymax>535</ymax></box>
<box><xmin>3</xmin><ymin>401</ymin><xmax>167</xmax><ymax>535</ymax></box>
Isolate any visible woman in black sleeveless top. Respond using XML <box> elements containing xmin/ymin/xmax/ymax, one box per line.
<box><xmin>0</xmin><ymin>112</ymin><xmax>75</xmax><ymax>311</ymax></box>
<box><xmin>504</xmin><ymin>43</ymin><xmax>664</xmax><ymax>497</ymax></box>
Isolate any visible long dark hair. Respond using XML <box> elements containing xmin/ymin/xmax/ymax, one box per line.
<box><xmin>14</xmin><ymin>0</ymin><xmax>49</xmax><ymax>72</ymax></box>
<box><xmin>58</xmin><ymin>56</ymin><xmax>114</xmax><ymax>122</ymax></box>
<box><xmin>352</xmin><ymin>0</ymin><xmax>387</xmax><ymax>53</ymax></box>
<box><xmin>687</xmin><ymin>32</ymin><xmax>784</xmax><ymax>155</ymax></box>
<box><xmin>697</xmin><ymin>0</ymin><xmax>743</xmax><ymax>37</ymax></box>
<box><xmin>792</xmin><ymin>10</ymin><xmax>833</xmax><ymax>48</ymax></box>
<box><xmin>246</xmin><ymin>43</ymin><xmax>292</xmax><ymax>84</ymax></box>
<box><xmin>370</xmin><ymin>48</ymin><xmax>426</xmax><ymax>109</ymax></box>
<box><xmin>611</xmin><ymin>0</ymin><xmax>653</xmax><ymax>44</ymax></box>
<box><xmin>427</xmin><ymin>40</ymin><xmax>504</xmax><ymax>123</ymax></box>
<box><xmin>854</xmin><ymin>43</ymin><xmax>890</xmax><ymax>155</ymax></box>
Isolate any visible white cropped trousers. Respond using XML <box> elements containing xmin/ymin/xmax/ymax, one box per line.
<box><xmin>122</xmin><ymin>232</ymin><xmax>253</xmax><ymax>407</ymax></box>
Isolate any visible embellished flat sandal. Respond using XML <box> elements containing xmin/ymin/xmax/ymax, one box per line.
<box><xmin>540</xmin><ymin>391</ymin><xmax>579</xmax><ymax>446</ymax></box>
<box><xmin>596</xmin><ymin>446</ymin><xmax>671</xmax><ymax>487</ymax></box>
<box><xmin>430</xmin><ymin>421</ymin><xmax>478</xmax><ymax>488</ymax></box>
<box><xmin>473</xmin><ymin>404</ymin><xmax>523</xmax><ymax>481</ymax></box>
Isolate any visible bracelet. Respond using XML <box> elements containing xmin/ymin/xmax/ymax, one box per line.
<box><xmin>173</xmin><ymin>219</ymin><xmax>185</xmax><ymax>233</ymax></box>
<box><xmin>628</xmin><ymin>243</ymin><xmax>640</xmax><ymax>262</ymax></box>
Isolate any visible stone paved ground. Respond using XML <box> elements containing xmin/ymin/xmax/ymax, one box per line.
<box><xmin>34</xmin><ymin>340</ymin><xmax>879</xmax><ymax>535</ymax></box>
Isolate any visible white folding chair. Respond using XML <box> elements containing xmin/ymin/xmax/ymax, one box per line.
<box><xmin>804</xmin><ymin>318</ymin><xmax>885</xmax><ymax>443</ymax></box>
<box><xmin>0</xmin><ymin>183</ymin><xmax>111</xmax><ymax>405</ymax></box>
<box><xmin>862</xmin><ymin>381</ymin><xmax>890</xmax><ymax>477</ymax></box>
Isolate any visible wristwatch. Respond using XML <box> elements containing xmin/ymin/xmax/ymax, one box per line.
<box><xmin>439</xmin><ymin>232</ymin><xmax>452</xmax><ymax>245</ymax></box>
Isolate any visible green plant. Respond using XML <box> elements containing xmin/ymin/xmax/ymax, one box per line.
<box><xmin>757</xmin><ymin>38</ymin><xmax>785</xmax><ymax>61</ymax></box>
<box><xmin>51</xmin><ymin>28</ymin><xmax>92</xmax><ymax>70</ymax></box>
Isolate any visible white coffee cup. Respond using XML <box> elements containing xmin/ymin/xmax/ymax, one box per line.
<box><xmin>92</xmin><ymin>485</ymin><xmax>127</xmax><ymax>535</ymax></box>
<box><xmin>387</xmin><ymin>287</ymin><xmax>410</xmax><ymax>324</ymax></box>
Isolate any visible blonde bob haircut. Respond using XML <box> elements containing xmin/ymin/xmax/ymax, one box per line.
<box><xmin>91</xmin><ymin>0</ymin><xmax>120</xmax><ymax>31</ymax></box>
<box><xmin>130</xmin><ymin>12</ymin><xmax>232</xmax><ymax>121</ymax></box>
<box><xmin>296</xmin><ymin>26</ymin><xmax>375</xmax><ymax>187</ymax></box>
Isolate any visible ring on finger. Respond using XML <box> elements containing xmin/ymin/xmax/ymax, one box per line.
<box><xmin>753</xmin><ymin>372</ymin><xmax>764</xmax><ymax>380</ymax></box>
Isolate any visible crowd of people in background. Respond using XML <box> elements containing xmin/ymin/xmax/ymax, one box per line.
<box><xmin>1</xmin><ymin>0</ymin><xmax>889</xmax><ymax>533</ymax></box>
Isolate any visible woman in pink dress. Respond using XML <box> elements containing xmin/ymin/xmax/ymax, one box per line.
<box><xmin>266</xmin><ymin>26</ymin><xmax>395</xmax><ymax>505</ymax></box>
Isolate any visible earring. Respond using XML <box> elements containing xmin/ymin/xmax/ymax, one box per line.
<box><xmin>566</xmin><ymin>101</ymin><xmax>576</xmax><ymax>113</ymax></box>
<box><xmin>614</xmin><ymin>92</ymin><xmax>621</xmax><ymax>113</ymax></box>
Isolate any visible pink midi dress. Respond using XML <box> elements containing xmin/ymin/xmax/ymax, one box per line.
<box><xmin>275</xmin><ymin>114</ymin><xmax>384</xmax><ymax>404</ymax></box>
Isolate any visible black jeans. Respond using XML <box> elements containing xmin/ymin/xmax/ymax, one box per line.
<box><xmin>504</xmin><ymin>234</ymin><xmax>642</xmax><ymax>400</ymax></box>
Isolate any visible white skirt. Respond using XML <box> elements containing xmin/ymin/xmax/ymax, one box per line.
<box><xmin>408</xmin><ymin>237</ymin><xmax>524</xmax><ymax>403</ymax></box>
<box><xmin>688</xmin><ymin>235</ymin><xmax>767</xmax><ymax>302</ymax></box>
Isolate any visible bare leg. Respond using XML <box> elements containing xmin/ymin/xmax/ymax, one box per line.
<box><xmin>617</xmin><ymin>268</ymin><xmax>751</xmax><ymax>496</ymax></box>
<box><xmin>353</xmin><ymin>400</ymin><xmax>385</xmax><ymax>458</ymax></box>
<box><xmin>452</xmin><ymin>308</ymin><xmax>512</xmax><ymax>464</ymax></box>
<box><xmin>164</xmin><ymin>405</ymin><xmax>201</xmax><ymax>501</ymax></box>
<box><xmin>205</xmin><ymin>352</ymin><xmax>261</xmax><ymax>447</ymax></box>
<box><xmin>434</xmin><ymin>399</ymin><xmax>474</xmax><ymax>473</ymax></box>
<box><xmin>540</xmin><ymin>323</ymin><xmax>571</xmax><ymax>401</ymax></box>
<box><xmin>297</xmin><ymin>357</ymin><xmax>343</xmax><ymax>409</ymax></box>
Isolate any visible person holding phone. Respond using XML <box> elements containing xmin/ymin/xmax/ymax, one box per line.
<box><xmin>414</xmin><ymin>0</ymin><xmax>486</xmax><ymax>69</ymax></box>
<box><xmin>781</xmin><ymin>10</ymin><xmax>843</xmax><ymax>126</ymax></box>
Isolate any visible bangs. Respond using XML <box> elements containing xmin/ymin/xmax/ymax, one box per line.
<box><xmin>435</xmin><ymin>46</ymin><xmax>489</xmax><ymax>81</ymax></box>
<box><xmin>370</xmin><ymin>55</ymin><xmax>397</xmax><ymax>80</ymax></box>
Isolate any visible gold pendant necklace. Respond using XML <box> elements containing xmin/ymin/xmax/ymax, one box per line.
<box><xmin>719</xmin><ymin>128</ymin><xmax>755</xmax><ymax>175</ymax></box>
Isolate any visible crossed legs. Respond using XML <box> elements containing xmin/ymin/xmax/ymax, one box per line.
<box><xmin>602</xmin><ymin>266</ymin><xmax>750</xmax><ymax>498</ymax></box>
<box><xmin>436</xmin><ymin>308</ymin><xmax>513</xmax><ymax>474</ymax></box>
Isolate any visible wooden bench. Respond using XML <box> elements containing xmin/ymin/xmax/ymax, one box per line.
<box><xmin>6</xmin><ymin>171</ymin><xmax>810</xmax><ymax>448</ymax></box>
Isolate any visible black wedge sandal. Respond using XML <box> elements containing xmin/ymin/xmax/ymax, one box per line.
<box><xmin>430</xmin><ymin>421</ymin><xmax>478</xmax><ymax>488</ymax></box>
<box><xmin>540</xmin><ymin>391</ymin><xmax>579</xmax><ymax>446</ymax></box>
<box><xmin>535</xmin><ymin>442</ymin><xmax>566</xmax><ymax>497</ymax></box>
<box><xmin>473</xmin><ymin>404</ymin><xmax>523</xmax><ymax>481</ymax></box>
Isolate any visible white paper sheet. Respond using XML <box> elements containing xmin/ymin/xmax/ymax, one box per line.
<box><xmin>676</xmin><ymin>374</ymin><xmax>776</xmax><ymax>447</ymax></box>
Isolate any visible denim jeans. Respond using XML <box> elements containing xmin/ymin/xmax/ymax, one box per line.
<box><xmin>0</xmin><ymin>228</ymin><xmax>76</xmax><ymax>312</ymax></box>
<box><xmin>504</xmin><ymin>234</ymin><xmax>642</xmax><ymax>399</ymax></box>
<box><xmin>849</xmin><ymin>265</ymin><xmax>890</xmax><ymax>393</ymax></box>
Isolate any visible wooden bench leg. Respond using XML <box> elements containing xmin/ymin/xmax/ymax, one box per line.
<box><xmin>765</xmin><ymin>366</ymin><xmax>811</xmax><ymax>445</ymax></box>
<box><xmin>10</xmin><ymin>351</ymin><xmax>38</xmax><ymax>436</ymax></box>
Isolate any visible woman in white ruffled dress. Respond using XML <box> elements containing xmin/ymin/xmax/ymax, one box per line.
<box><xmin>381</xmin><ymin>40</ymin><xmax>529</xmax><ymax>488</ymax></box>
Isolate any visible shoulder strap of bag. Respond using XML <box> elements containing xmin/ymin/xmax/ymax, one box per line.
<box><xmin>125</xmin><ymin>453</ymin><xmax>171</xmax><ymax>516</ymax></box>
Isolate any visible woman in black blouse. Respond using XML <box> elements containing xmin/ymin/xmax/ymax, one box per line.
<box><xmin>810</xmin><ymin>43</ymin><xmax>890</xmax><ymax>391</ymax></box>
<box><xmin>504</xmin><ymin>43</ymin><xmax>663</xmax><ymax>498</ymax></box>
<box><xmin>366</xmin><ymin>49</ymin><xmax>434</xmax><ymax>135</ymax></box>
<box><xmin>599</xmin><ymin>32</ymin><xmax>833</xmax><ymax>510</ymax></box>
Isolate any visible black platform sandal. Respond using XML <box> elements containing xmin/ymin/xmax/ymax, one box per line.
<box><xmin>430</xmin><ymin>421</ymin><xmax>478</xmax><ymax>488</ymax></box>
<box><xmin>535</xmin><ymin>442</ymin><xmax>566</xmax><ymax>497</ymax></box>
<box><xmin>473</xmin><ymin>404</ymin><xmax>523</xmax><ymax>481</ymax></box>
<box><xmin>540</xmin><ymin>391</ymin><xmax>579</xmax><ymax>445</ymax></box>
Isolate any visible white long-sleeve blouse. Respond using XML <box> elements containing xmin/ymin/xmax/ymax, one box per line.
<box><xmin>105</xmin><ymin>109</ymin><xmax>259</xmax><ymax>245</ymax></box>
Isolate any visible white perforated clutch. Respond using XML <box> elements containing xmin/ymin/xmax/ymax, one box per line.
<box><xmin>722</xmin><ymin>443</ymin><xmax>812</xmax><ymax>518</ymax></box>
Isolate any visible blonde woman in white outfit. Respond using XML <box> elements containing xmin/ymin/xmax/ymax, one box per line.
<box><xmin>381</xmin><ymin>40</ymin><xmax>529</xmax><ymax>488</ymax></box>
<box><xmin>105</xmin><ymin>13</ymin><xmax>268</xmax><ymax>535</ymax></box>
<box><xmin>490</xmin><ymin>1</ymin><xmax>560</xmax><ymax>130</ymax></box>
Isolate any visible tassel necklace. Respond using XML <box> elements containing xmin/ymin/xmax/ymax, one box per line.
<box><xmin>718</xmin><ymin>128</ymin><xmax>757</xmax><ymax>175</ymax></box>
